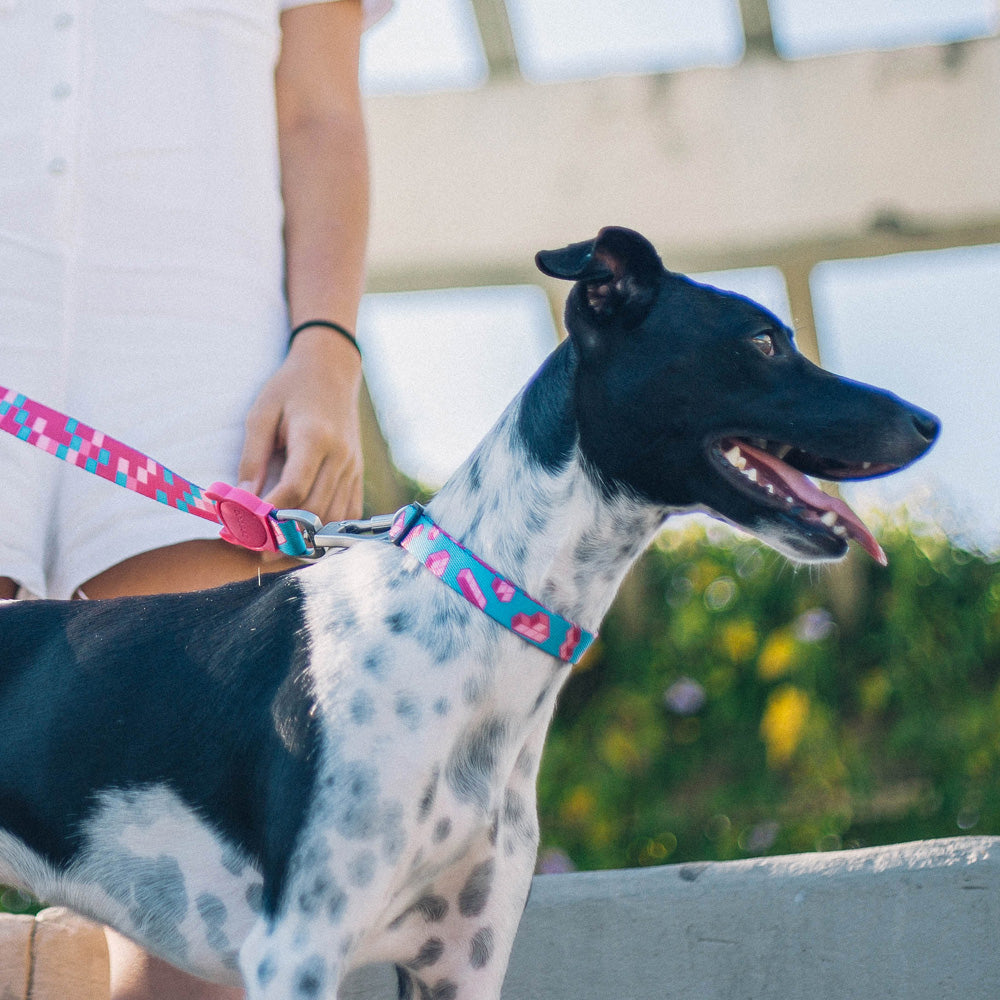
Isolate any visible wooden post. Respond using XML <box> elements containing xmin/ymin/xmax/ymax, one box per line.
<box><xmin>0</xmin><ymin>913</ymin><xmax>33</xmax><ymax>1000</ymax></box>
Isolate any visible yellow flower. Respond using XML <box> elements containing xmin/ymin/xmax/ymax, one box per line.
<box><xmin>757</xmin><ymin>628</ymin><xmax>799</xmax><ymax>680</ymax></box>
<box><xmin>760</xmin><ymin>685</ymin><xmax>810</xmax><ymax>767</ymax></box>
<box><xmin>560</xmin><ymin>786</ymin><xmax>597</xmax><ymax>826</ymax></box>
<box><xmin>721</xmin><ymin>619</ymin><xmax>758</xmax><ymax>662</ymax></box>
<box><xmin>599</xmin><ymin>729</ymin><xmax>644</xmax><ymax>774</ymax></box>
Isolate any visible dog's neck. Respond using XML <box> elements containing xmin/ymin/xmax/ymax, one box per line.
<box><xmin>427</xmin><ymin>350</ymin><xmax>666</xmax><ymax>633</ymax></box>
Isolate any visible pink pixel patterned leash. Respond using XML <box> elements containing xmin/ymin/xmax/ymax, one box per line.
<box><xmin>1</xmin><ymin>385</ymin><xmax>595</xmax><ymax>663</ymax></box>
<box><xmin>0</xmin><ymin>385</ymin><xmax>309</xmax><ymax>557</ymax></box>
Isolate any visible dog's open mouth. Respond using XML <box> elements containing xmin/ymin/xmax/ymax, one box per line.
<box><xmin>712</xmin><ymin>437</ymin><xmax>890</xmax><ymax>564</ymax></box>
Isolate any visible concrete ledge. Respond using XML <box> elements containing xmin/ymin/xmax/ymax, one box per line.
<box><xmin>3</xmin><ymin>838</ymin><xmax>996</xmax><ymax>997</ymax></box>
<box><xmin>344</xmin><ymin>836</ymin><xmax>1000</xmax><ymax>999</ymax></box>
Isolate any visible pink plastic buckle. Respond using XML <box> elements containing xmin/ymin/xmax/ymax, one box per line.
<box><xmin>205</xmin><ymin>482</ymin><xmax>282</xmax><ymax>552</ymax></box>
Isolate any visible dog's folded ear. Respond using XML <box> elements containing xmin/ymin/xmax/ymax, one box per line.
<box><xmin>536</xmin><ymin>227</ymin><xmax>662</xmax><ymax>329</ymax></box>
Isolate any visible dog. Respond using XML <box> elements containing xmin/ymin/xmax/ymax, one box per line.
<box><xmin>0</xmin><ymin>227</ymin><xmax>938</xmax><ymax>999</ymax></box>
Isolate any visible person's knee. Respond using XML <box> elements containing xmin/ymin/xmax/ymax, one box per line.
<box><xmin>79</xmin><ymin>539</ymin><xmax>295</xmax><ymax>600</ymax></box>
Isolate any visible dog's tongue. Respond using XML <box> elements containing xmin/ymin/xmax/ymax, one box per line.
<box><xmin>737</xmin><ymin>441</ymin><xmax>887</xmax><ymax>566</ymax></box>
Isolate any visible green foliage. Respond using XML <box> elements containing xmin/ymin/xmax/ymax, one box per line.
<box><xmin>536</xmin><ymin>524</ymin><xmax>1000</xmax><ymax>873</ymax></box>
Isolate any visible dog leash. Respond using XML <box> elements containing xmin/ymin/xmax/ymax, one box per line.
<box><xmin>1</xmin><ymin>385</ymin><xmax>594</xmax><ymax>663</ymax></box>
<box><xmin>0</xmin><ymin>385</ymin><xmax>312</xmax><ymax>557</ymax></box>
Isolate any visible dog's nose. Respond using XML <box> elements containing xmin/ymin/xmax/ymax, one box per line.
<box><xmin>911</xmin><ymin>410</ymin><xmax>940</xmax><ymax>444</ymax></box>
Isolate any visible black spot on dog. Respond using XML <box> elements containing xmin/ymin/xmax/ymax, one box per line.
<box><xmin>395</xmin><ymin>691</ymin><xmax>423</xmax><ymax>731</ymax></box>
<box><xmin>348</xmin><ymin>849</ymin><xmax>377</xmax><ymax>887</ymax></box>
<box><xmin>467</xmin><ymin>454</ymin><xmax>483</xmax><ymax>493</ymax></box>
<box><xmin>432</xmin><ymin>817</ymin><xmax>452</xmax><ymax>843</ymax></box>
<box><xmin>470</xmin><ymin>927</ymin><xmax>495</xmax><ymax>969</ymax></box>
<box><xmin>297</xmin><ymin>871</ymin><xmax>333</xmax><ymax>916</ymax></box>
<box><xmin>350</xmin><ymin>688</ymin><xmax>376</xmax><ymax>725</ymax></box>
<box><xmin>385</xmin><ymin>610</ymin><xmax>414</xmax><ymax>634</ymax></box>
<box><xmin>294</xmin><ymin>956</ymin><xmax>325</xmax><ymax>998</ymax></box>
<box><xmin>420</xmin><ymin>979</ymin><xmax>458</xmax><ymax>1000</ymax></box>
<box><xmin>380</xmin><ymin>799</ymin><xmax>406</xmax><ymax>863</ymax></box>
<box><xmin>389</xmin><ymin>892</ymin><xmax>449</xmax><ymax>931</ymax></box>
<box><xmin>445</xmin><ymin>717</ymin><xmax>510</xmax><ymax>811</ymax></box>
<box><xmin>257</xmin><ymin>954</ymin><xmax>277</xmax><ymax>987</ymax></box>
<box><xmin>415</xmin><ymin>893</ymin><xmax>449</xmax><ymax>923</ymax></box>
<box><xmin>363</xmin><ymin>647</ymin><xmax>389</xmax><ymax>679</ymax></box>
<box><xmin>458</xmin><ymin>859</ymin><xmax>495</xmax><ymax>918</ymax></box>
<box><xmin>194</xmin><ymin>892</ymin><xmax>228</xmax><ymax>927</ymax></box>
<box><xmin>331</xmin><ymin>760</ymin><xmax>380</xmax><ymax>839</ymax></box>
<box><xmin>405</xmin><ymin>937</ymin><xmax>445</xmax><ymax>971</ymax></box>
<box><xmin>196</xmin><ymin>893</ymin><xmax>230</xmax><ymax>956</ymax></box>
<box><xmin>434</xmin><ymin>697</ymin><xmax>450</xmax><ymax>716</ymax></box>
<box><xmin>246</xmin><ymin>883</ymin><xmax>264</xmax><ymax>914</ymax></box>
<box><xmin>327</xmin><ymin>882</ymin><xmax>347</xmax><ymax>923</ymax></box>
<box><xmin>529</xmin><ymin>681</ymin><xmax>554</xmax><ymax>718</ymax></box>
<box><xmin>418</xmin><ymin>768</ymin><xmax>439</xmax><ymax>822</ymax></box>
<box><xmin>462</xmin><ymin>673</ymin><xmax>486</xmax><ymax>706</ymax></box>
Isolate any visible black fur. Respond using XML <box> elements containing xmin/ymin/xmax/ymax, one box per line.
<box><xmin>0</xmin><ymin>571</ymin><xmax>319</xmax><ymax>915</ymax></box>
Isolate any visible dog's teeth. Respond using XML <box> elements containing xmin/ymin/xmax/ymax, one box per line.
<box><xmin>785</xmin><ymin>496</ymin><xmax>795</xmax><ymax>504</ymax></box>
<box><xmin>745</xmin><ymin>468</ymin><xmax>758</xmax><ymax>483</ymax></box>
<box><xmin>765</xmin><ymin>484</ymin><xmax>775</xmax><ymax>494</ymax></box>
<box><xmin>833</xmin><ymin>524</ymin><xmax>847</xmax><ymax>537</ymax></box>
<box><xmin>820</xmin><ymin>512</ymin><xmax>838</xmax><ymax>527</ymax></box>
<box><xmin>724</xmin><ymin>446</ymin><xmax>742</xmax><ymax>467</ymax></box>
<box><xmin>775</xmin><ymin>444</ymin><xmax>792</xmax><ymax>460</ymax></box>
<box><xmin>862</xmin><ymin>461</ymin><xmax>872</xmax><ymax>470</ymax></box>
<box><xmin>754</xmin><ymin>438</ymin><xmax>767</xmax><ymax>450</ymax></box>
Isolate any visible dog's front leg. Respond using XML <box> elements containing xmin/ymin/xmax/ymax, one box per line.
<box><xmin>389</xmin><ymin>843</ymin><xmax>536</xmax><ymax>1000</ymax></box>
<box><xmin>239</xmin><ymin>912</ymin><xmax>349</xmax><ymax>999</ymax></box>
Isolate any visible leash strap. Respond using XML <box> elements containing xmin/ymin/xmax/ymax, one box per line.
<box><xmin>0</xmin><ymin>385</ymin><xmax>310</xmax><ymax>558</ymax></box>
<box><xmin>1</xmin><ymin>386</ymin><xmax>595</xmax><ymax>662</ymax></box>
<box><xmin>388</xmin><ymin>503</ymin><xmax>596</xmax><ymax>665</ymax></box>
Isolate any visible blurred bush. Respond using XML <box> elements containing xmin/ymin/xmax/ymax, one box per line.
<box><xmin>537</xmin><ymin>522</ymin><xmax>1000</xmax><ymax>873</ymax></box>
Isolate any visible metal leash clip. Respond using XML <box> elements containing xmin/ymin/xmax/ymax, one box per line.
<box><xmin>274</xmin><ymin>509</ymin><xmax>398</xmax><ymax>561</ymax></box>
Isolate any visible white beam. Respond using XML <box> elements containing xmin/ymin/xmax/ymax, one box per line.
<box><xmin>366</xmin><ymin>37</ymin><xmax>1000</xmax><ymax>285</ymax></box>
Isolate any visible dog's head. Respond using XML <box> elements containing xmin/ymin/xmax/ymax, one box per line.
<box><xmin>536</xmin><ymin>227</ymin><xmax>940</xmax><ymax>564</ymax></box>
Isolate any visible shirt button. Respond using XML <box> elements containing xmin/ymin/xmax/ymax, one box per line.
<box><xmin>48</xmin><ymin>157</ymin><xmax>68</xmax><ymax>175</ymax></box>
<box><xmin>52</xmin><ymin>82</ymin><xmax>72</xmax><ymax>100</ymax></box>
<box><xmin>54</xmin><ymin>12</ymin><xmax>74</xmax><ymax>29</ymax></box>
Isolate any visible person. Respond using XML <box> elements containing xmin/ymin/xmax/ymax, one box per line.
<box><xmin>0</xmin><ymin>0</ymin><xmax>389</xmax><ymax>996</ymax></box>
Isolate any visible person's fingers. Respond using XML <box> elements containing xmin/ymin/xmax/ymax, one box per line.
<box><xmin>236</xmin><ymin>393</ymin><xmax>282</xmax><ymax>495</ymax></box>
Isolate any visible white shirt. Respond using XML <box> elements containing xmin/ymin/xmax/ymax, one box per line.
<box><xmin>0</xmin><ymin>0</ymin><xmax>388</xmax><ymax>598</ymax></box>
<box><xmin>0</xmin><ymin>0</ymin><xmax>387</xmax><ymax>335</ymax></box>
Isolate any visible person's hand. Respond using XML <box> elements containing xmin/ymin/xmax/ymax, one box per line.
<box><xmin>237</xmin><ymin>329</ymin><xmax>363</xmax><ymax>527</ymax></box>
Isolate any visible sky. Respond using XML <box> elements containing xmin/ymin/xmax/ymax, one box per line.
<box><xmin>356</xmin><ymin>0</ymin><xmax>1000</xmax><ymax>555</ymax></box>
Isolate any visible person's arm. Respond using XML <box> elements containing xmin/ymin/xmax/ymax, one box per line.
<box><xmin>238</xmin><ymin>0</ymin><xmax>369</xmax><ymax>523</ymax></box>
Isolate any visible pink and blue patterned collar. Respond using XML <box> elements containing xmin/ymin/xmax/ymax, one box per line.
<box><xmin>388</xmin><ymin>504</ymin><xmax>595</xmax><ymax>665</ymax></box>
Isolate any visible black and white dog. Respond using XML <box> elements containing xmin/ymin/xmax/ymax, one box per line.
<box><xmin>0</xmin><ymin>228</ymin><xmax>938</xmax><ymax>998</ymax></box>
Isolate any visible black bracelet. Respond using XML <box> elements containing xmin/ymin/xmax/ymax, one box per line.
<box><xmin>288</xmin><ymin>320</ymin><xmax>361</xmax><ymax>357</ymax></box>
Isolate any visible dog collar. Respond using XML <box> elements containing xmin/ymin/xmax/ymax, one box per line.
<box><xmin>388</xmin><ymin>504</ymin><xmax>595</xmax><ymax>665</ymax></box>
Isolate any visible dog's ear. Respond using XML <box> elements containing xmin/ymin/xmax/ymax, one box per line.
<box><xmin>536</xmin><ymin>227</ymin><xmax>662</xmax><ymax>326</ymax></box>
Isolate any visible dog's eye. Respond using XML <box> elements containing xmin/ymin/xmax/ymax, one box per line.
<box><xmin>751</xmin><ymin>333</ymin><xmax>776</xmax><ymax>357</ymax></box>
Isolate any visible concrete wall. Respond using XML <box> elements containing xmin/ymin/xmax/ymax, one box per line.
<box><xmin>2</xmin><ymin>837</ymin><xmax>995</xmax><ymax>998</ymax></box>
<box><xmin>364</xmin><ymin>36</ymin><xmax>1000</xmax><ymax>290</ymax></box>
<box><xmin>344</xmin><ymin>836</ymin><xmax>1000</xmax><ymax>1000</ymax></box>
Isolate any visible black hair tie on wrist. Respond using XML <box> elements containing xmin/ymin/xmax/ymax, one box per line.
<box><xmin>288</xmin><ymin>320</ymin><xmax>361</xmax><ymax>357</ymax></box>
